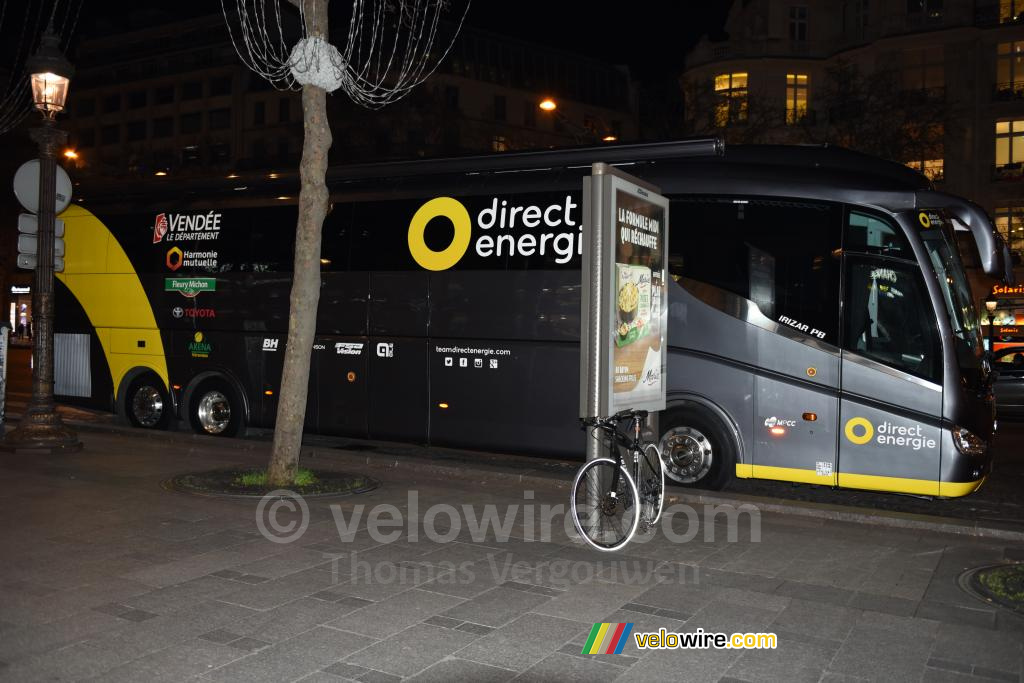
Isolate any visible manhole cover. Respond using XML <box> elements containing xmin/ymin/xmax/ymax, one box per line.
<box><xmin>959</xmin><ymin>564</ymin><xmax>1024</xmax><ymax>614</ymax></box>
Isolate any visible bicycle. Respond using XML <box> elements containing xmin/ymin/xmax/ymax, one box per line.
<box><xmin>572</xmin><ymin>409</ymin><xmax>666</xmax><ymax>551</ymax></box>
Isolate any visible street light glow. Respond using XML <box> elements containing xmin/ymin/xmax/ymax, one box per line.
<box><xmin>63</xmin><ymin>149</ymin><xmax>78</xmax><ymax>159</ymax></box>
<box><xmin>601</xmin><ymin>135</ymin><xmax>617</xmax><ymax>142</ymax></box>
<box><xmin>154</xmin><ymin>170</ymin><xmax>168</xmax><ymax>176</ymax></box>
<box><xmin>539</xmin><ymin>98</ymin><xmax>557</xmax><ymax>111</ymax></box>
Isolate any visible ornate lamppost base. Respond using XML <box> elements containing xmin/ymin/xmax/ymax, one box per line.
<box><xmin>1</xmin><ymin>410</ymin><xmax>82</xmax><ymax>454</ymax></box>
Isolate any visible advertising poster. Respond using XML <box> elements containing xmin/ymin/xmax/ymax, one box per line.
<box><xmin>609</xmin><ymin>185</ymin><xmax>667</xmax><ymax>413</ymax></box>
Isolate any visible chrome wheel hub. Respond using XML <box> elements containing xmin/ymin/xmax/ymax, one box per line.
<box><xmin>197</xmin><ymin>390</ymin><xmax>231</xmax><ymax>434</ymax></box>
<box><xmin>660</xmin><ymin>426</ymin><xmax>713</xmax><ymax>484</ymax></box>
<box><xmin>130</xmin><ymin>385</ymin><xmax>164</xmax><ymax>427</ymax></box>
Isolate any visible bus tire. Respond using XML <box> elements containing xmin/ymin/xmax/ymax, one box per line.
<box><xmin>188</xmin><ymin>377</ymin><xmax>244</xmax><ymax>438</ymax></box>
<box><xmin>125</xmin><ymin>373</ymin><xmax>170</xmax><ymax>430</ymax></box>
<box><xmin>658</xmin><ymin>406</ymin><xmax>733</xmax><ymax>490</ymax></box>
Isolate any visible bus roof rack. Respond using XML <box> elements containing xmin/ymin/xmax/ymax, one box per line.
<box><xmin>325</xmin><ymin>137</ymin><xmax>725</xmax><ymax>184</ymax></box>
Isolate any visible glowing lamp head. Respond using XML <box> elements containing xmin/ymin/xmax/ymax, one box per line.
<box><xmin>63</xmin><ymin>149</ymin><xmax>78</xmax><ymax>160</ymax></box>
<box><xmin>26</xmin><ymin>24</ymin><xmax>73</xmax><ymax>118</ymax></box>
<box><xmin>538</xmin><ymin>98</ymin><xmax>557</xmax><ymax>112</ymax></box>
<box><xmin>985</xmin><ymin>295</ymin><xmax>998</xmax><ymax>313</ymax></box>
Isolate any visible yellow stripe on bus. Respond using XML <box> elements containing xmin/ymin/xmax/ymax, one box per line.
<box><xmin>734</xmin><ymin>464</ymin><xmax>984</xmax><ymax>498</ymax></box>
<box><xmin>56</xmin><ymin>205</ymin><xmax>168</xmax><ymax>397</ymax></box>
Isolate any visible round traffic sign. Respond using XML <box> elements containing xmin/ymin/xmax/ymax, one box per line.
<box><xmin>13</xmin><ymin>159</ymin><xmax>73</xmax><ymax>214</ymax></box>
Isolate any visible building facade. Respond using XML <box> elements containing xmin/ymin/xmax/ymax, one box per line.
<box><xmin>61</xmin><ymin>13</ymin><xmax>638</xmax><ymax>182</ymax></box>
<box><xmin>683</xmin><ymin>0</ymin><xmax>1024</xmax><ymax>341</ymax></box>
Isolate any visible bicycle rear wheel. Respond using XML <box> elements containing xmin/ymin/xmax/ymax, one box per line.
<box><xmin>571</xmin><ymin>457</ymin><xmax>640</xmax><ymax>552</ymax></box>
<box><xmin>638</xmin><ymin>443</ymin><xmax>666</xmax><ymax>526</ymax></box>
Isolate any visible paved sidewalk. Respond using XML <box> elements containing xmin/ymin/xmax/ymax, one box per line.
<box><xmin>0</xmin><ymin>430</ymin><xmax>1022</xmax><ymax>682</ymax></box>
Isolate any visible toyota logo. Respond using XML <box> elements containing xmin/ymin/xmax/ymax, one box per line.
<box><xmin>172</xmin><ymin>307</ymin><xmax>184</xmax><ymax>318</ymax></box>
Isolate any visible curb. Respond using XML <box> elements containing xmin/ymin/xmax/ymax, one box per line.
<box><xmin>7</xmin><ymin>410</ymin><xmax>1024</xmax><ymax>543</ymax></box>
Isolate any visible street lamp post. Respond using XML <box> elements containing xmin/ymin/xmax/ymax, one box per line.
<box><xmin>3</xmin><ymin>23</ymin><xmax>81</xmax><ymax>453</ymax></box>
<box><xmin>985</xmin><ymin>294</ymin><xmax>999</xmax><ymax>358</ymax></box>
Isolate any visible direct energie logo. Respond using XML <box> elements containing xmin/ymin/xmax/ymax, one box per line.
<box><xmin>407</xmin><ymin>197</ymin><xmax>472</xmax><ymax>271</ymax></box>
<box><xmin>844</xmin><ymin>417</ymin><xmax>874</xmax><ymax>445</ymax></box>
<box><xmin>406</xmin><ymin>194</ymin><xmax>582</xmax><ymax>271</ymax></box>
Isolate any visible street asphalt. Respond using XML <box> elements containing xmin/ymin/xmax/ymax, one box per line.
<box><xmin>0</xmin><ymin>427</ymin><xmax>1022</xmax><ymax>682</ymax></box>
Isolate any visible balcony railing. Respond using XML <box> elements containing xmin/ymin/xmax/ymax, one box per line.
<box><xmin>994</xmin><ymin>162</ymin><xmax>1024</xmax><ymax>180</ymax></box>
<box><xmin>994</xmin><ymin>81</ymin><xmax>1024</xmax><ymax>101</ymax></box>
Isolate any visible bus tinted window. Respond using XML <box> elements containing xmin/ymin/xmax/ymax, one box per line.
<box><xmin>843</xmin><ymin>257</ymin><xmax>941</xmax><ymax>382</ymax></box>
<box><xmin>846</xmin><ymin>211</ymin><xmax>912</xmax><ymax>259</ymax></box>
<box><xmin>671</xmin><ymin>197</ymin><xmax>842</xmax><ymax>345</ymax></box>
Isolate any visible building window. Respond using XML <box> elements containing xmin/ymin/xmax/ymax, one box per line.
<box><xmin>786</xmin><ymin>74</ymin><xmax>809</xmax><ymax>124</ymax></box>
<box><xmin>445</xmin><ymin>85</ymin><xmax>459</xmax><ymax>110</ymax></box>
<box><xmin>492</xmin><ymin>135</ymin><xmax>509</xmax><ymax>152</ymax></box>
<box><xmin>152</xmin><ymin>117</ymin><xmax>174</xmax><ymax>138</ymax></box>
<box><xmin>907</xmin><ymin>0</ymin><xmax>943</xmax><ymax>20</ymax></box>
<box><xmin>905</xmin><ymin>158</ymin><xmax>944</xmax><ymax>181</ymax></box>
<box><xmin>493</xmin><ymin>95</ymin><xmax>506</xmax><ymax>121</ymax></box>
<box><xmin>78</xmin><ymin>128</ymin><xmax>95</xmax><ymax>148</ymax></box>
<box><xmin>181</xmin><ymin>145</ymin><xmax>202</xmax><ymax>166</ymax></box>
<box><xmin>714</xmin><ymin>72</ymin><xmax>748</xmax><ymax>126</ymax></box>
<box><xmin>523</xmin><ymin>100</ymin><xmax>536</xmax><ymax>128</ymax></box>
<box><xmin>996</xmin><ymin>42</ymin><xmax>1024</xmax><ymax>99</ymax></box>
<box><xmin>995</xmin><ymin>120</ymin><xmax>1024</xmax><ymax>175</ymax></box>
<box><xmin>1001</xmin><ymin>0</ymin><xmax>1024</xmax><ymax>23</ymax></box>
<box><xmin>77</xmin><ymin>98</ymin><xmax>95</xmax><ymax>117</ymax></box>
<box><xmin>180</xmin><ymin>112</ymin><xmax>202</xmax><ymax>134</ymax></box>
<box><xmin>154</xmin><ymin>86</ymin><xmax>174</xmax><ymax>105</ymax></box>
<box><xmin>789</xmin><ymin>6</ymin><xmax>807</xmax><ymax>41</ymax></box>
<box><xmin>903</xmin><ymin>47</ymin><xmax>944</xmax><ymax>94</ymax></box>
<box><xmin>181</xmin><ymin>81</ymin><xmax>202</xmax><ymax>100</ymax></box>
<box><xmin>253</xmin><ymin>101</ymin><xmax>265</xmax><ymax>125</ymax></box>
<box><xmin>126</xmin><ymin>120</ymin><xmax>147</xmax><ymax>142</ymax></box>
<box><xmin>210</xmin><ymin>142</ymin><xmax>231</xmax><ymax>164</ymax></box>
<box><xmin>279</xmin><ymin>97</ymin><xmax>290</xmax><ymax>123</ymax></box>
<box><xmin>102</xmin><ymin>94</ymin><xmax>121</xmax><ymax>114</ymax></box>
<box><xmin>127</xmin><ymin>90</ymin><xmax>147</xmax><ymax>109</ymax></box>
<box><xmin>100</xmin><ymin>124</ymin><xmax>120</xmax><ymax>145</ymax></box>
<box><xmin>208</xmin><ymin>108</ymin><xmax>231</xmax><ymax>130</ymax></box>
<box><xmin>209</xmin><ymin>75</ymin><xmax>232</xmax><ymax>96</ymax></box>
<box><xmin>994</xmin><ymin>206</ymin><xmax>1024</xmax><ymax>257</ymax></box>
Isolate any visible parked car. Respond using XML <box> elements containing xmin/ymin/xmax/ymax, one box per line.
<box><xmin>993</xmin><ymin>346</ymin><xmax>1024</xmax><ymax>419</ymax></box>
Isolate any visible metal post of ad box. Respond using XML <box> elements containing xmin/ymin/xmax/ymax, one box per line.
<box><xmin>580</xmin><ymin>163</ymin><xmax>669</xmax><ymax>461</ymax></box>
<box><xmin>0</xmin><ymin>322</ymin><xmax>9</xmax><ymax>437</ymax></box>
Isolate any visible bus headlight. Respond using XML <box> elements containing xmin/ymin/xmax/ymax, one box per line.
<box><xmin>951</xmin><ymin>426</ymin><xmax>987</xmax><ymax>456</ymax></box>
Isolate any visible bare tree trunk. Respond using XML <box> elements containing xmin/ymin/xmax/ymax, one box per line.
<box><xmin>268</xmin><ymin>0</ymin><xmax>331</xmax><ymax>487</ymax></box>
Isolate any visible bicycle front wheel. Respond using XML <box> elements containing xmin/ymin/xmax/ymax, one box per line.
<box><xmin>638</xmin><ymin>443</ymin><xmax>666</xmax><ymax>525</ymax></box>
<box><xmin>571</xmin><ymin>457</ymin><xmax>640</xmax><ymax>552</ymax></box>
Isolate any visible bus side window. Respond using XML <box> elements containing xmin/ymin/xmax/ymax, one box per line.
<box><xmin>842</xmin><ymin>257</ymin><xmax>940</xmax><ymax>382</ymax></box>
<box><xmin>670</xmin><ymin>197</ymin><xmax>842</xmax><ymax>345</ymax></box>
<box><xmin>845</xmin><ymin>211</ymin><xmax>913</xmax><ymax>259</ymax></box>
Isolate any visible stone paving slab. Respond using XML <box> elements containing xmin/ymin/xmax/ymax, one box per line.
<box><xmin>0</xmin><ymin>429</ymin><xmax>1023</xmax><ymax>682</ymax></box>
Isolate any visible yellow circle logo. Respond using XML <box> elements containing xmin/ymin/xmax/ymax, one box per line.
<box><xmin>194</xmin><ymin>332</ymin><xmax>204</xmax><ymax>343</ymax></box>
<box><xmin>408</xmin><ymin>197</ymin><xmax>472</xmax><ymax>271</ymax></box>
<box><xmin>806</xmin><ymin>367</ymin><xmax>817</xmax><ymax>377</ymax></box>
<box><xmin>844</xmin><ymin>417</ymin><xmax>874</xmax><ymax>445</ymax></box>
<box><xmin>918</xmin><ymin>212</ymin><xmax>931</xmax><ymax>228</ymax></box>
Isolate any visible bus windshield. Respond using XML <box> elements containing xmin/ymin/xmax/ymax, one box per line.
<box><xmin>919</xmin><ymin>215</ymin><xmax>983</xmax><ymax>359</ymax></box>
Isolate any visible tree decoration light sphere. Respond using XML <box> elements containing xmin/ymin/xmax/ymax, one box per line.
<box><xmin>288</xmin><ymin>37</ymin><xmax>347</xmax><ymax>93</ymax></box>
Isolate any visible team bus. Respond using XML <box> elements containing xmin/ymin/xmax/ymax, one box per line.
<box><xmin>53</xmin><ymin>140</ymin><xmax>1010</xmax><ymax>497</ymax></box>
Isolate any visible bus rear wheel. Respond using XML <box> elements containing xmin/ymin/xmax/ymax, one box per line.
<box><xmin>189</xmin><ymin>378</ymin><xmax>244</xmax><ymax>437</ymax></box>
<box><xmin>659</xmin><ymin>407</ymin><xmax>733</xmax><ymax>490</ymax></box>
<box><xmin>125</xmin><ymin>373</ymin><xmax>170</xmax><ymax>430</ymax></box>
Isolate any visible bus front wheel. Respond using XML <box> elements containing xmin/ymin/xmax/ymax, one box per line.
<box><xmin>125</xmin><ymin>373</ymin><xmax>170</xmax><ymax>430</ymax></box>
<box><xmin>188</xmin><ymin>378</ymin><xmax>244</xmax><ymax>437</ymax></box>
<box><xmin>658</xmin><ymin>407</ymin><xmax>733</xmax><ymax>490</ymax></box>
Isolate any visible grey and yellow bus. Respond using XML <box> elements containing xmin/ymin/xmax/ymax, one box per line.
<box><xmin>53</xmin><ymin>140</ymin><xmax>1008</xmax><ymax>497</ymax></box>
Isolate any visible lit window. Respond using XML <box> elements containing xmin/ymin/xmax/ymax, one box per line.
<box><xmin>492</xmin><ymin>135</ymin><xmax>508</xmax><ymax>152</ymax></box>
<box><xmin>786</xmin><ymin>74</ymin><xmax>809</xmax><ymax>124</ymax></box>
<box><xmin>995</xmin><ymin>120</ymin><xmax>1024</xmax><ymax>172</ymax></box>
<box><xmin>994</xmin><ymin>206</ymin><xmax>1024</xmax><ymax>257</ymax></box>
<box><xmin>905</xmin><ymin>158</ymin><xmax>944</xmax><ymax>181</ymax></box>
<box><xmin>996</xmin><ymin>42</ymin><xmax>1024</xmax><ymax>98</ymax></box>
<box><xmin>714</xmin><ymin>72</ymin><xmax>748</xmax><ymax>126</ymax></box>
<box><xmin>1001</xmin><ymin>0</ymin><xmax>1024</xmax><ymax>23</ymax></box>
